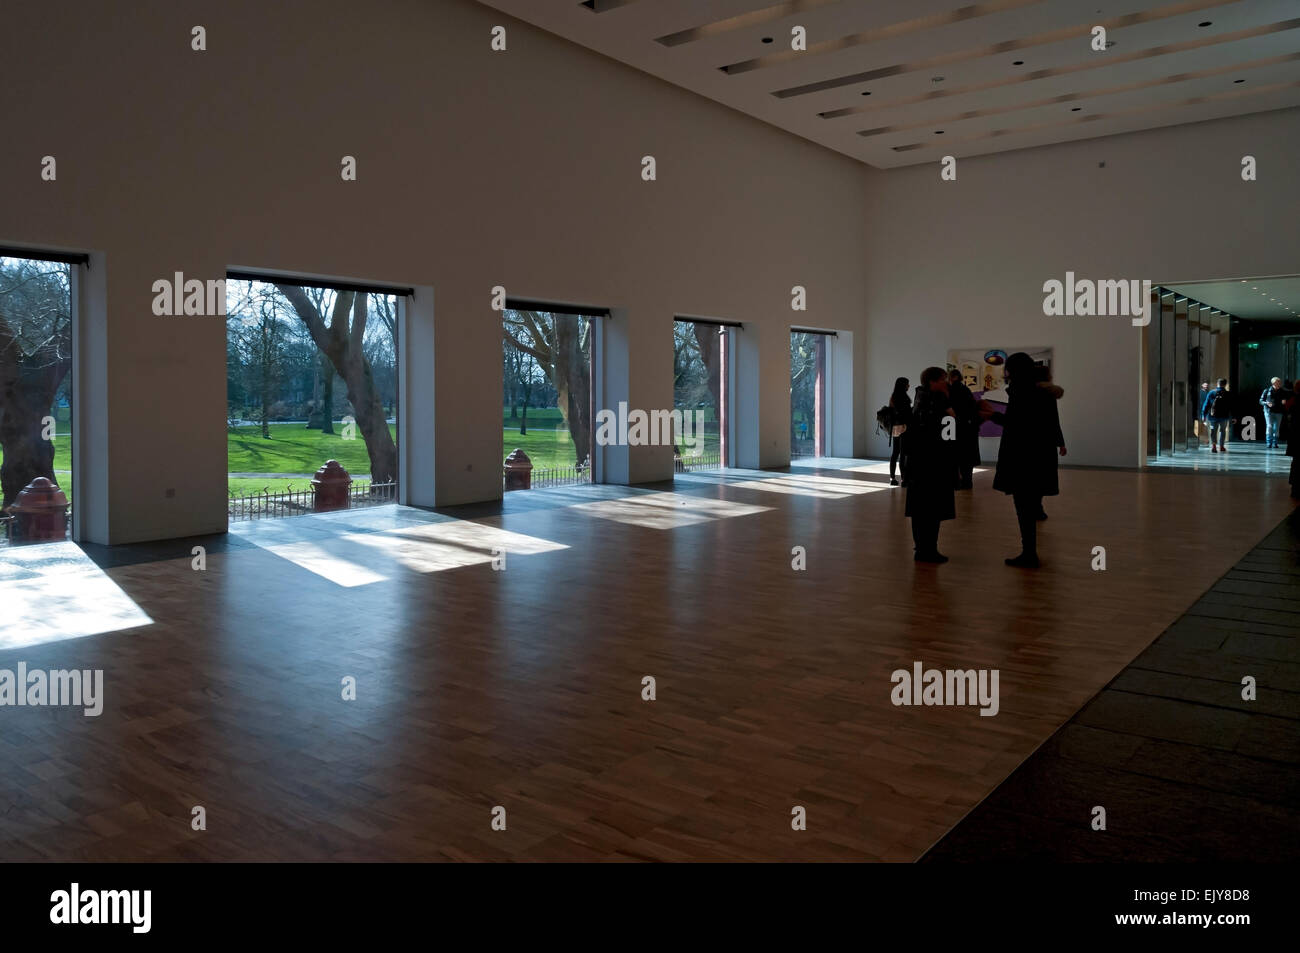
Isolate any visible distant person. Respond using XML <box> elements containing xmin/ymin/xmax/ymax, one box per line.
<box><xmin>1287</xmin><ymin>380</ymin><xmax>1300</xmax><ymax>499</ymax></box>
<box><xmin>980</xmin><ymin>352</ymin><xmax>1065</xmax><ymax>569</ymax></box>
<box><xmin>947</xmin><ymin>368</ymin><xmax>980</xmax><ymax>490</ymax></box>
<box><xmin>1198</xmin><ymin>381</ymin><xmax>1209</xmax><ymax>444</ymax></box>
<box><xmin>1261</xmin><ymin>377</ymin><xmax>1285</xmax><ymax>449</ymax></box>
<box><xmin>1202</xmin><ymin>378</ymin><xmax>1230</xmax><ymax>453</ymax></box>
<box><xmin>886</xmin><ymin>377</ymin><xmax>912</xmax><ymax>487</ymax></box>
<box><xmin>906</xmin><ymin>367</ymin><xmax>957</xmax><ymax>564</ymax></box>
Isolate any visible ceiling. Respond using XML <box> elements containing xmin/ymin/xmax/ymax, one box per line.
<box><xmin>1167</xmin><ymin>275</ymin><xmax>1300</xmax><ymax>319</ymax></box>
<box><xmin>476</xmin><ymin>0</ymin><xmax>1300</xmax><ymax>168</ymax></box>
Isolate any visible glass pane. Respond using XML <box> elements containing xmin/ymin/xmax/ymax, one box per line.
<box><xmin>673</xmin><ymin>320</ymin><xmax>723</xmax><ymax>471</ymax></box>
<box><xmin>225</xmin><ymin>280</ymin><xmax>399</xmax><ymax>520</ymax></box>
<box><xmin>0</xmin><ymin>256</ymin><xmax>73</xmax><ymax>546</ymax></box>
<box><xmin>502</xmin><ymin>309</ymin><xmax>593</xmax><ymax>490</ymax></box>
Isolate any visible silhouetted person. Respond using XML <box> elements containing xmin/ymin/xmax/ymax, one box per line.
<box><xmin>887</xmin><ymin>377</ymin><xmax>912</xmax><ymax>487</ymax></box>
<box><xmin>906</xmin><ymin>366</ymin><xmax>957</xmax><ymax>564</ymax></box>
<box><xmin>1032</xmin><ymin>364</ymin><xmax>1065</xmax><ymax>519</ymax></box>
<box><xmin>982</xmin><ymin>352</ymin><xmax>1066</xmax><ymax>569</ymax></box>
<box><xmin>1202</xmin><ymin>378</ymin><xmax>1231</xmax><ymax>453</ymax></box>
<box><xmin>1287</xmin><ymin>380</ymin><xmax>1300</xmax><ymax>499</ymax></box>
<box><xmin>947</xmin><ymin>368</ymin><xmax>980</xmax><ymax>489</ymax></box>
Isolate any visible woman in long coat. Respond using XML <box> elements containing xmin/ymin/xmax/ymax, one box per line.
<box><xmin>985</xmin><ymin>352</ymin><xmax>1065</xmax><ymax>568</ymax></box>
<box><xmin>906</xmin><ymin>366</ymin><xmax>957</xmax><ymax>564</ymax></box>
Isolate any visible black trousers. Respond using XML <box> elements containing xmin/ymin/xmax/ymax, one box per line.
<box><xmin>911</xmin><ymin>516</ymin><xmax>940</xmax><ymax>555</ymax></box>
<box><xmin>890</xmin><ymin>439</ymin><xmax>907</xmax><ymax>481</ymax></box>
<box><xmin>1013</xmin><ymin>492</ymin><xmax>1042</xmax><ymax>557</ymax></box>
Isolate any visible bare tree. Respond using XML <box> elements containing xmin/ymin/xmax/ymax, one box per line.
<box><xmin>0</xmin><ymin>261</ymin><xmax>71</xmax><ymax>507</ymax></box>
<box><xmin>277</xmin><ymin>285</ymin><xmax>397</xmax><ymax>484</ymax></box>
<box><xmin>502</xmin><ymin>310</ymin><xmax>591</xmax><ymax>466</ymax></box>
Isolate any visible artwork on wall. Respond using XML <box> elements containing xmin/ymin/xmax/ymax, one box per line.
<box><xmin>947</xmin><ymin>346</ymin><xmax>1054</xmax><ymax>437</ymax></box>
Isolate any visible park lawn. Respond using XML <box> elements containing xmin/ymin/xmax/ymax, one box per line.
<box><xmin>227</xmin><ymin>423</ymin><xmax>396</xmax><ymax>475</ymax></box>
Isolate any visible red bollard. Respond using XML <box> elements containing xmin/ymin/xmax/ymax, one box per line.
<box><xmin>503</xmin><ymin>449</ymin><xmax>532</xmax><ymax>491</ymax></box>
<box><xmin>10</xmin><ymin>477</ymin><xmax>69</xmax><ymax>543</ymax></box>
<box><xmin>311</xmin><ymin>460</ymin><xmax>352</xmax><ymax>512</ymax></box>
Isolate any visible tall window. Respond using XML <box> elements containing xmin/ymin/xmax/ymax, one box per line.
<box><xmin>502</xmin><ymin>308</ymin><xmax>594</xmax><ymax>490</ymax></box>
<box><xmin>790</xmin><ymin>330</ymin><xmax>828</xmax><ymax>459</ymax></box>
<box><xmin>225</xmin><ymin>278</ymin><xmax>398</xmax><ymax>519</ymax></box>
<box><xmin>673</xmin><ymin>319</ymin><xmax>726</xmax><ymax>471</ymax></box>
<box><xmin>0</xmin><ymin>255</ymin><xmax>73</xmax><ymax>545</ymax></box>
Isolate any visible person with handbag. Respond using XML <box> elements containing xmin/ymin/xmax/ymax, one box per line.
<box><xmin>886</xmin><ymin>377</ymin><xmax>912</xmax><ymax>487</ymax></box>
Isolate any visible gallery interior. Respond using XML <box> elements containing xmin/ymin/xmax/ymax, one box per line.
<box><xmin>0</xmin><ymin>0</ymin><xmax>1297</xmax><ymax>865</ymax></box>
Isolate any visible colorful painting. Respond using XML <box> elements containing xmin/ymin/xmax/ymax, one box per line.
<box><xmin>947</xmin><ymin>347</ymin><xmax>1054</xmax><ymax>437</ymax></box>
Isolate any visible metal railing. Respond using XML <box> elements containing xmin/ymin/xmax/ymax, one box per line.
<box><xmin>227</xmin><ymin>481</ymin><xmax>397</xmax><ymax>522</ymax></box>
<box><xmin>509</xmin><ymin>464</ymin><xmax>592</xmax><ymax>491</ymax></box>
<box><xmin>676</xmin><ymin>449</ymin><xmax>722</xmax><ymax>472</ymax></box>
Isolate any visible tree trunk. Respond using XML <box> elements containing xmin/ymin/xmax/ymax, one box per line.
<box><xmin>551</xmin><ymin>314</ymin><xmax>591</xmax><ymax>467</ymax></box>
<box><xmin>320</xmin><ymin>360</ymin><xmax>335</xmax><ymax>435</ymax></box>
<box><xmin>0</xmin><ymin>363</ymin><xmax>65</xmax><ymax>508</ymax></box>
<box><xmin>277</xmin><ymin>286</ymin><xmax>397</xmax><ymax>485</ymax></box>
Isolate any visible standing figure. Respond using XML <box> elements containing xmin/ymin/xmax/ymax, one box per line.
<box><xmin>906</xmin><ymin>367</ymin><xmax>957</xmax><ymax>564</ymax></box>
<box><xmin>982</xmin><ymin>352</ymin><xmax>1066</xmax><ymax>569</ymax></box>
<box><xmin>887</xmin><ymin>377</ymin><xmax>913</xmax><ymax>487</ymax></box>
<box><xmin>947</xmin><ymin>368</ymin><xmax>980</xmax><ymax>489</ymax></box>
<box><xmin>1202</xmin><ymin>378</ymin><xmax>1231</xmax><ymax>453</ymax></box>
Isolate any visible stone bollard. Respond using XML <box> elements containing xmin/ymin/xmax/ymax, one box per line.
<box><xmin>311</xmin><ymin>460</ymin><xmax>352</xmax><ymax>512</ymax></box>
<box><xmin>10</xmin><ymin>477</ymin><xmax>69</xmax><ymax>543</ymax></box>
<box><xmin>503</xmin><ymin>449</ymin><xmax>533</xmax><ymax>491</ymax></box>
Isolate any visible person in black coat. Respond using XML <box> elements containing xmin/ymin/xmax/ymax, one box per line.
<box><xmin>906</xmin><ymin>366</ymin><xmax>957</xmax><ymax>564</ymax></box>
<box><xmin>888</xmin><ymin>377</ymin><xmax>912</xmax><ymax>486</ymax></box>
<box><xmin>1287</xmin><ymin>380</ymin><xmax>1300</xmax><ymax>500</ymax></box>
<box><xmin>947</xmin><ymin>368</ymin><xmax>980</xmax><ymax>489</ymax></box>
<box><xmin>981</xmin><ymin>352</ymin><xmax>1066</xmax><ymax>568</ymax></box>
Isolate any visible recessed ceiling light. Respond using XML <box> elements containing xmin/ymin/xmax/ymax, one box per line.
<box><xmin>1234</xmin><ymin>79</ymin><xmax>1244</xmax><ymax>83</ymax></box>
<box><xmin>1199</xmin><ymin>21</ymin><xmax>1212</xmax><ymax>27</ymax></box>
<box><xmin>761</xmin><ymin>36</ymin><xmax>773</xmax><ymax>44</ymax></box>
<box><xmin>1071</xmin><ymin>107</ymin><xmax>1082</xmax><ymax>111</ymax></box>
<box><xmin>861</xmin><ymin>90</ymin><xmax>871</xmax><ymax>96</ymax></box>
<box><xmin>935</xmin><ymin>130</ymin><xmax>945</xmax><ymax>134</ymax></box>
<box><xmin>1013</xmin><ymin>60</ymin><xmax>1024</xmax><ymax>65</ymax></box>
<box><xmin>931</xmin><ymin>76</ymin><xmax>945</xmax><ymax>83</ymax></box>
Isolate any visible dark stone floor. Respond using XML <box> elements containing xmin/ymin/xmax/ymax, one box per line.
<box><xmin>923</xmin><ymin>506</ymin><xmax>1300</xmax><ymax>862</ymax></box>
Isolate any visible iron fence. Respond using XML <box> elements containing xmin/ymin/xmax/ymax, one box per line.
<box><xmin>676</xmin><ymin>449</ymin><xmax>722</xmax><ymax>472</ymax></box>
<box><xmin>227</xmin><ymin>481</ymin><xmax>397</xmax><ymax>522</ymax></box>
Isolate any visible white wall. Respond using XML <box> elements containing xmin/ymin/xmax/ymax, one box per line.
<box><xmin>0</xmin><ymin>0</ymin><xmax>868</xmax><ymax>543</ymax></box>
<box><xmin>863</xmin><ymin>107</ymin><xmax>1300</xmax><ymax>468</ymax></box>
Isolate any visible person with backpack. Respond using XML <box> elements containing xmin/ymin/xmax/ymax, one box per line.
<box><xmin>1261</xmin><ymin>377</ymin><xmax>1286</xmax><ymax>449</ymax></box>
<box><xmin>880</xmin><ymin>377</ymin><xmax>912</xmax><ymax>486</ymax></box>
<box><xmin>1202</xmin><ymin>378</ymin><xmax>1231</xmax><ymax>453</ymax></box>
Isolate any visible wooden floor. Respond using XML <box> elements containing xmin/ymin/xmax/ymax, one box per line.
<box><xmin>0</xmin><ymin>463</ymin><xmax>1294</xmax><ymax>861</ymax></box>
<box><xmin>924</xmin><ymin>506</ymin><xmax>1300</xmax><ymax>862</ymax></box>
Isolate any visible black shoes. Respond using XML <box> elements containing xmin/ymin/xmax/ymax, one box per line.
<box><xmin>889</xmin><ymin>478</ymin><xmax>899</xmax><ymax>486</ymax></box>
<box><xmin>915</xmin><ymin>551</ymin><xmax>949</xmax><ymax>564</ymax></box>
<box><xmin>1004</xmin><ymin>553</ymin><xmax>1040</xmax><ymax>568</ymax></box>
<box><xmin>1036</xmin><ymin>510</ymin><xmax>1048</xmax><ymax>521</ymax></box>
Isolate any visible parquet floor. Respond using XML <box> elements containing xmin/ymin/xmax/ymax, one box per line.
<box><xmin>924</xmin><ymin>506</ymin><xmax>1300</xmax><ymax>862</ymax></box>
<box><xmin>0</xmin><ymin>463</ymin><xmax>1294</xmax><ymax>861</ymax></box>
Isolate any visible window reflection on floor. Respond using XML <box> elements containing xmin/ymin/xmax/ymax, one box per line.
<box><xmin>0</xmin><ymin>542</ymin><xmax>153</xmax><ymax>650</ymax></box>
